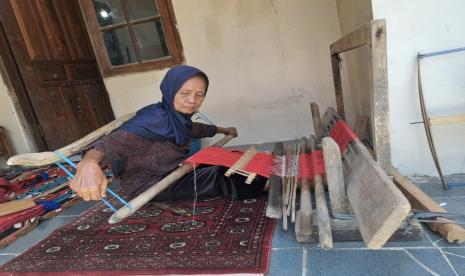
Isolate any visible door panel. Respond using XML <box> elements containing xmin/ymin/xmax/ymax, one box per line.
<box><xmin>0</xmin><ymin>0</ymin><xmax>114</xmax><ymax>150</ymax></box>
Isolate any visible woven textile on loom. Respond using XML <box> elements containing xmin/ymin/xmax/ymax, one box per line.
<box><xmin>0</xmin><ymin>195</ymin><xmax>275</xmax><ymax>275</ymax></box>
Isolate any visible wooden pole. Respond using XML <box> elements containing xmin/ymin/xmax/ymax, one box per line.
<box><xmin>310</xmin><ymin>136</ymin><xmax>333</xmax><ymax>249</ymax></box>
<box><xmin>7</xmin><ymin>112</ymin><xmax>135</xmax><ymax>167</ymax></box>
<box><xmin>322</xmin><ymin>137</ymin><xmax>351</xmax><ymax>214</ymax></box>
<box><xmin>266</xmin><ymin>142</ymin><xmax>284</xmax><ymax>218</ymax></box>
<box><xmin>108</xmin><ymin>135</ymin><xmax>234</xmax><ymax>224</ymax></box>
<box><xmin>295</xmin><ymin>137</ymin><xmax>313</xmax><ymax>242</ymax></box>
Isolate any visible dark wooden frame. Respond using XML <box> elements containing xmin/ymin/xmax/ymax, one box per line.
<box><xmin>330</xmin><ymin>19</ymin><xmax>391</xmax><ymax>173</ymax></box>
<box><xmin>78</xmin><ymin>0</ymin><xmax>184</xmax><ymax>77</ymax></box>
<box><xmin>0</xmin><ymin>21</ymin><xmax>45</xmax><ymax>152</ymax></box>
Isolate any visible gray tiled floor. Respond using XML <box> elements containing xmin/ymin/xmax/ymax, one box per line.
<box><xmin>1</xmin><ymin>171</ymin><xmax>465</xmax><ymax>275</ymax></box>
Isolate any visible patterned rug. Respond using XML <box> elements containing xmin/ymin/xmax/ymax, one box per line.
<box><xmin>0</xmin><ymin>195</ymin><xmax>275</xmax><ymax>275</ymax></box>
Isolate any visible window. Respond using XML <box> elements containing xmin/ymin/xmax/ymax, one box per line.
<box><xmin>79</xmin><ymin>0</ymin><xmax>183</xmax><ymax>76</ymax></box>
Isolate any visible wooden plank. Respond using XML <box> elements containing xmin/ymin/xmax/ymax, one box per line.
<box><xmin>310</xmin><ymin>136</ymin><xmax>333</xmax><ymax>249</ymax></box>
<box><xmin>266</xmin><ymin>142</ymin><xmax>284</xmax><ymax>219</ymax></box>
<box><xmin>0</xmin><ymin>199</ymin><xmax>36</xmax><ymax>216</ymax></box>
<box><xmin>429</xmin><ymin>113</ymin><xmax>465</xmax><ymax>126</ymax></box>
<box><xmin>321</xmin><ymin>107</ymin><xmax>411</xmax><ymax>249</ymax></box>
<box><xmin>331</xmin><ymin>54</ymin><xmax>346</xmax><ymax>120</ymax></box>
<box><xmin>295</xmin><ymin>138</ymin><xmax>312</xmax><ymax>242</ymax></box>
<box><xmin>7</xmin><ymin>112</ymin><xmax>135</xmax><ymax>167</ymax></box>
<box><xmin>330</xmin><ymin>23</ymin><xmax>369</xmax><ymax>55</ymax></box>
<box><xmin>309</xmin><ymin>216</ymin><xmax>423</xmax><ymax>243</ymax></box>
<box><xmin>368</xmin><ymin>19</ymin><xmax>391</xmax><ymax>174</ymax></box>
<box><xmin>392</xmin><ymin>169</ymin><xmax>465</xmax><ymax>244</ymax></box>
<box><xmin>322</xmin><ymin>137</ymin><xmax>351</xmax><ymax>214</ymax></box>
<box><xmin>310</xmin><ymin>103</ymin><xmax>324</xmax><ymax>141</ymax></box>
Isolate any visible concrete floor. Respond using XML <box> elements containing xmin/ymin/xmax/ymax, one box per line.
<box><xmin>1</xmin><ymin>153</ymin><xmax>465</xmax><ymax>275</ymax></box>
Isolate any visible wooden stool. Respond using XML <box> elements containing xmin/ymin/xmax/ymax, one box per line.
<box><xmin>0</xmin><ymin>126</ymin><xmax>13</xmax><ymax>159</ymax></box>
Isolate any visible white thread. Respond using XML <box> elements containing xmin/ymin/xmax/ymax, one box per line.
<box><xmin>192</xmin><ymin>162</ymin><xmax>198</xmax><ymax>225</ymax></box>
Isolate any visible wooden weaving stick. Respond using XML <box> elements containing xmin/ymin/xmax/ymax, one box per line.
<box><xmin>224</xmin><ymin>145</ymin><xmax>258</xmax><ymax>184</ymax></box>
<box><xmin>108</xmin><ymin>135</ymin><xmax>235</xmax><ymax>224</ymax></box>
<box><xmin>7</xmin><ymin>112</ymin><xmax>135</xmax><ymax>167</ymax></box>
<box><xmin>295</xmin><ymin>137</ymin><xmax>313</xmax><ymax>242</ymax></box>
<box><xmin>309</xmin><ymin>135</ymin><xmax>333</xmax><ymax>249</ymax></box>
<box><xmin>266</xmin><ymin>142</ymin><xmax>284</xmax><ymax>218</ymax></box>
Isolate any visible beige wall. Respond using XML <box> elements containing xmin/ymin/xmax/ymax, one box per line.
<box><xmin>105</xmin><ymin>0</ymin><xmax>347</xmax><ymax>146</ymax></box>
<box><xmin>372</xmin><ymin>0</ymin><xmax>465</xmax><ymax>175</ymax></box>
<box><xmin>335</xmin><ymin>0</ymin><xmax>373</xmax><ymax>127</ymax></box>
<box><xmin>0</xmin><ymin>0</ymin><xmax>347</xmax><ymax>157</ymax></box>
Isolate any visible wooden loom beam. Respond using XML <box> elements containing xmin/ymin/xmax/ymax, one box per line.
<box><xmin>7</xmin><ymin>112</ymin><xmax>135</xmax><ymax>167</ymax></box>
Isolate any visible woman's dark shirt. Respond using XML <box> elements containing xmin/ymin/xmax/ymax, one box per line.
<box><xmin>88</xmin><ymin>122</ymin><xmax>217</xmax><ymax>196</ymax></box>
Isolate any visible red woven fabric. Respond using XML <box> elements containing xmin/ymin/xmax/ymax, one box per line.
<box><xmin>0</xmin><ymin>205</ymin><xmax>45</xmax><ymax>232</ymax></box>
<box><xmin>0</xmin><ymin>196</ymin><xmax>275</xmax><ymax>275</ymax></box>
<box><xmin>185</xmin><ymin>147</ymin><xmax>243</xmax><ymax>168</ymax></box>
<box><xmin>329</xmin><ymin>120</ymin><xmax>358</xmax><ymax>153</ymax></box>
<box><xmin>299</xmin><ymin>150</ymin><xmax>326</xmax><ymax>179</ymax></box>
<box><xmin>186</xmin><ymin>147</ymin><xmax>273</xmax><ymax>178</ymax></box>
<box><xmin>243</xmin><ymin>153</ymin><xmax>273</xmax><ymax>178</ymax></box>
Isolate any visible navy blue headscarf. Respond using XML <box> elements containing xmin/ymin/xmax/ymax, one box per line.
<box><xmin>119</xmin><ymin>65</ymin><xmax>209</xmax><ymax>145</ymax></box>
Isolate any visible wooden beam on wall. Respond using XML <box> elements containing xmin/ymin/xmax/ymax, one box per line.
<box><xmin>330</xmin><ymin>23</ymin><xmax>369</xmax><ymax>55</ymax></box>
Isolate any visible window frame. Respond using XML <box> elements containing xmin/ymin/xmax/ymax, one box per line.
<box><xmin>78</xmin><ymin>0</ymin><xmax>184</xmax><ymax>77</ymax></box>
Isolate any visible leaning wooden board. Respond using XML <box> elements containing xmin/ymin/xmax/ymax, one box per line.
<box><xmin>392</xmin><ymin>169</ymin><xmax>465</xmax><ymax>244</ymax></box>
<box><xmin>321</xmin><ymin>107</ymin><xmax>411</xmax><ymax>249</ymax></box>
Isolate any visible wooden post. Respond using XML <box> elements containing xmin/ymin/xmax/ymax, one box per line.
<box><xmin>329</xmin><ymin>19</ymin><xmax>391</xmax><ymax>174</ymax></box>
<box><xmin>310</xmin><ymin>136</ymin><xmax>333</xmax><ymax>249</ymax></box>
<box><xmin>295</xmin><ymin>138</ymin><xmax>312</xmax><ymax>242</ymax></box>
<box><xmin>310</xmin><ymin>103</ymin><xmax>324</xmax><ymax>141</ymax></box>
<box><xmin>266</xmin><ymin>142</ymin><xmax>284</xmax><ymax>219</ymax></box>
<box><xmin>367</xmin><ymin>19</ymin><xmax>391</xmax><ymax>174</ymax></box>
<box><xmin>322</xmin><ymin>137</ymin><xmax>351</xmax><ymax>214</ymax></box>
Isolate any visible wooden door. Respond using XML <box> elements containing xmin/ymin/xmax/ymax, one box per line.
<box><xmin>0</xmin><ymin>0</ymin><xmax>114</xmax><ymax>150</ymax></box>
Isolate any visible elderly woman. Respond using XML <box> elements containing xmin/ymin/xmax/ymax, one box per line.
<box><xmin>70</xmin><ymin>65</ymin><xmax>266</xmax><ymax>202</ymax></box>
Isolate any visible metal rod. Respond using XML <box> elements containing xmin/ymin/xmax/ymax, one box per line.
<box><xmin>418</xmin><ymin>46</ymin><xmax>465</xmax><ymax>59</ymax></box>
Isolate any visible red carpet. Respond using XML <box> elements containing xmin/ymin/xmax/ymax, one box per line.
<box><xmin>0</xmin><ymin>195</ymin><xmax>275</xmax><ymax>275</ymax></box>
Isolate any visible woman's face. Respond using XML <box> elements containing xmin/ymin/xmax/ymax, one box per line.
<box><xmin>173</xmin><ymin>75</ymin><xmax>207</xmax><ymax>114</ymax></box>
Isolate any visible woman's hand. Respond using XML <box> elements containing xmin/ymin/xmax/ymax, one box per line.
<box><xmin>217</xmin><ymin>127</ymin><xmax>238</xmax><ymax>137</ymax></box>
<box><xmin>69</xmin><ymin>149</ymin><xmax>107</xmax><ymax>201</ymax></box>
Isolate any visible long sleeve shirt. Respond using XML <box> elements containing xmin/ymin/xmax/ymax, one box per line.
<box><xmin>87</xmin><ymin>123</ymin><xmax>217</xmax><ymax>197</ymax></box>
